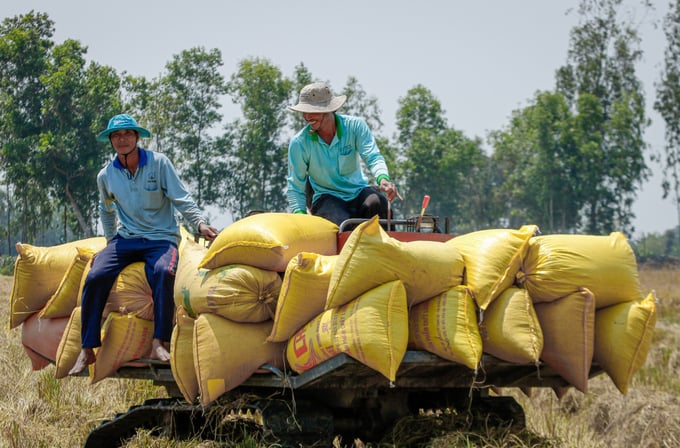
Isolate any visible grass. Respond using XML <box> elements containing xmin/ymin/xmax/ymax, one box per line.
<box><xmin>0</xmin><ymin>271</ymin><xmax>166</xmax><ymax>447</ymax></box>
<box><xmin>1</xmin><ymin>261</ymin><xmax>679</xmax><ymax>447</ymax></box>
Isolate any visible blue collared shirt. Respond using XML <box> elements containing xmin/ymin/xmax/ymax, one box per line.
<box><xmin>98</xmin><ymin>148</ymin><xmax>206</xmax><ymax>244</ymax></box>
<box><xmin>286</xmin><ymin>114</ymin><xmax>389</xmax><ymax>213</ymax></box>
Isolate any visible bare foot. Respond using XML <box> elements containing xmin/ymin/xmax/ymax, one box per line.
<box><xmin>150</xmin><ymin>338</ymin><xmax>171</xmax><ymax>362</ymax></box>
<box><xmin>68</xmin><ymin>348</ymin><xmax>96</xmax><ymax>376</ymax></box>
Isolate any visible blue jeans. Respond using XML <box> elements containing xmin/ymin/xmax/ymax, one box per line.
<box><xmin>80</xmin><ymin>235</ymin><xmax>178</xmax><ymax>348</ymax></box>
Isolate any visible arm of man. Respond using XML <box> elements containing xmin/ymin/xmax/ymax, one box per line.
<box><xmin>96</xmin><ymin>170</ymin><xmax>118</xmax><ymax>241</ymax></box>
<box><xmin>351</xmin><ymin>117</ymin><xmax>401</xmax><ymax>201</ymax></box>
<box><xmin>286</xmin><ymin>138</ymin><xmax>309</xmax><ymax>214</ymax></box>
<box><xmin>159</xmin><ymin>156</ymin><xmax>219</xmax><ymax>240</ymax></box>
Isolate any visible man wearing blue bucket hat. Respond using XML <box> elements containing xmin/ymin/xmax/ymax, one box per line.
<box><xmin>69</xmin><ymin>114</ymin><xmax>220</xmax><ymax>375</ymax></box>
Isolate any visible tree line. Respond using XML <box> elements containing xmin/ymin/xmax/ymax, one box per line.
<box><xmin>1</xmin><ymin>0</ymin><xmax>679</xmax><ymax>258</ymax></box>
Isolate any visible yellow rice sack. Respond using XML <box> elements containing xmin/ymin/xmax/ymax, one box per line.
<box><xmin>23</xmin><ymin>346</ymin><xmax>51</xmax><ymax>371</ymax></box>
<box><xmin>534</xmin><ymin>288</ymin><xmax>595</xmax><ymax>392</ymax></box>
<box><xmin>268</xmin><ymin>252</ymin><xmax>338</xmax><ymax>342</ymax></box>
<box><xmin>198</xmin><ymin>212</ymin><xmax>338</xmax><ymax>272</ymax></box>
<box><xmin>594</xmin><ymin>292</ymin><xmax>656</xmax><ymax>395</ymax></box>
<box><xmin>287</xmin><ymin>280</ymin><xmax>408</xmax><ymax>382</ymax></box>
<box><xmin>447</xmin><ymin>225</ymin><xmax>538</xmax><ymax>311</ymax></box>
<box><xmin>170</xmin><ymin>306</ymin><xmax>198</xmax><ymax>403</ymax></box>
<box><xmin>480</xmin><ymin>287</ymin><xmax>543</xmax><ymax>365</ymax></box>
<box><xmin>10</xmin><ymin>237</ymin><xmax>107</xmax><ymax>328</ymax></box>
<box><xmin>194</xmin><ymin>314</ymin><xmax>285</xmax><ymax>407</ymax></box>
<box><xmin>518</xmin><ymin>232</ymin><xmax>642</xmax><ymax>308</ymax></box>
<box><xmin>176</xmin><ymin>263</ymin><xmax>280</xmax><ymax>323</ymax></box>
<box><xmin>91</xmin><ymin>311</ymin><xmax>154</xmax><ymax>384</ymax></box>
<box><xmin>75</xmin><ymin>261</ymin><xmax>153</xmax><ymax>321</ymax></box>
<box><xmin>75</xmin><ymin>254</ymin><xmax>92</xmax><ymax>307</ymax></box>
<box><xmin>104</xmin><ymin>262</ymin><xmax>154</xmax><ymax>320</ymax></box>
<box><xmin>174</xmin><ymin>231</ymin><xmax>208</xmax><ymax>306</ymax></box>
<box><xmin>21</xmin><ymin>312</ymin><xmax>69</xmax><ymax>370</ymax></box>
<box><xmin>326</xmin><ymin>216</ymin><xmax>464</xmax><ymax>310</ymax></box>
<box><xmin>408</xmin><ymin>285</ymin><xmax>482</xmax><ymax>370</ymax></box>
<box><xmin>178</xmin><ymin>224</ymin><xmax>199</xmax><ymax>253</ymax></box>
<box><xmin>177</xmin><ymin>228</ymin><xmax>208</xmax><ymax>262</ymax></box>
<box><xmin>54</xmin><ymin>307</ymin><xmax>83</xmax><ymax>379</ymax></box>
<box><xmin>39</xmin><ymin>247</ymin><xmax>96</xmax><ymax>319</ymax></box>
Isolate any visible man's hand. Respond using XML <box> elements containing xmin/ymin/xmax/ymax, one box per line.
<box><xmin>198</xmin><ymin>222</ymin><xmax>219</xmax><ymax>241</ymax></box>
<box><xmin>379</xmin><ymin>178</ymin><xmax>403</xmax><ymax>202</ymax></box>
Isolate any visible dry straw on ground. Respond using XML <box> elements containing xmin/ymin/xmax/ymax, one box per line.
<box><xmin>1</xmin><ymin>262</ymin><xmax>679</xmax><ymax>447</ymax></box>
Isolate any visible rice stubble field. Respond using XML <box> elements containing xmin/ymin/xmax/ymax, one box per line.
<box><xmin>0</xmin><ymin>262</ymin><xmax>678</xmax><ymax>447</ymax></box>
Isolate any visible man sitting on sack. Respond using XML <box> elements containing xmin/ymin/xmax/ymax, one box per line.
<box><xmin>69</xmin><ymin>114</ymin><xmax>219</xmax><ymax>375</ymax></box>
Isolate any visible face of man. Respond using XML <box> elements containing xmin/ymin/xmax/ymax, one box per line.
<box><xmin>109</xmin><ymin>129</ymin><xmax>139</xmax><ymax>156</ymax></box>
<box><xmin>302</xmin><ymin>112</ymin><xmax>332</xmax><ymax>132</ymax></box>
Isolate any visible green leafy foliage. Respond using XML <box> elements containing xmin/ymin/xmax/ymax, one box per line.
<box><xmin>159</xmin><ymin>47</ymin><xmax>229</xmax><ymax>208</ymax></box>
<box><xmin>654</xmin><ymin>0</ymin><xmax>680</xmax><ymax>249</ymax></box>
<box><xmin>223</xmin><ymin>57</ymin><xmax>292</xmax><ymax>218</ymax></box>
<box><xmin>490</xmin><ymin>91</ymin><xmax>582</xmax><ymax>232</ymax></box>
<box><xmin>555</xmin><ymin>0</ymin><xmax>650</xmax><ymax>235</ymax></box>
<box><xmin>0</xmin><ymin>3</ymin><xmax>676</xmax><ymax>252</ymax></box>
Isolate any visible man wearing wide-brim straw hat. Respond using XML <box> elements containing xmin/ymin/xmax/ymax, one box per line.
<box><xmin>286</xmin><ymin>82</ymin><xmax>401</xmax><ymax>227</ymax></box>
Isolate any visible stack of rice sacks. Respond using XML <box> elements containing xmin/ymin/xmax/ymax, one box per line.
<box><xmin>10</xmin><ymin>235</ymin><xmax>161</xmax><ymax>383</ymax></box>
<box><xmin>442</xmin><ymin>222</ymin><xmax>655</xmax><ymax>395</ymax></box>
<box><xmin>278</xmin><ymin>215</ymin><xmax>469</xmax><ymax>385</ymax></box>
<box><xmin>171</xmin><ymin>213</ymin><xmax>338</xmax><ymax>406</ymax></box>
<box><xmin>274</xmin><ymin>216</ymin><xmax>656</xmax><ymax>397</ymax></box>
<box><xmin>11</xmin><ymin>212</ymin><xmax>657</xmax><ymax>407</ymax></box>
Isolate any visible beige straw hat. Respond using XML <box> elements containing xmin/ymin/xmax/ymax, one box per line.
<box><xmin>288</xmin><ymin>82</ymin><xmax>346</xmax><ymax>113</ymax></box>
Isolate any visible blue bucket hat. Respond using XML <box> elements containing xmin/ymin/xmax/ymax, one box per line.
<box><xmin>97</xmin><ymin>114</ymin><xmax>151</xmax><ymax>142</ymax></box>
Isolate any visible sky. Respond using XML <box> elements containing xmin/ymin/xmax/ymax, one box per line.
<box><xmin>1</xmin><ymin>0</ymin><xmax>677</xmax><ymax>237</ymax></box>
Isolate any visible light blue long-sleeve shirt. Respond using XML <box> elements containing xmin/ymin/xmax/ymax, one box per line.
<box><xmin>97</xmin><ymin>148</ymin><xmax>206</xmax><ymax>244</ymax></box>
<box><xmin>286</xmin><ymin>114</ymin><xmax>390</xmax><ymax>213</ymax></box>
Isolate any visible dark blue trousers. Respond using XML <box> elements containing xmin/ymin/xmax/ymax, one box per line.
<box><xmin>80</xmin><ymin>235</ymin><xmax>178</xmax><ymax>348</ymax></box>
<box><xmin>311</xmin><ymin>186</ymin><xmax>388</xmax><ymax>227</ymax></box>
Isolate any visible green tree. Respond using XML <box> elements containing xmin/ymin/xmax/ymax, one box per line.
<box><xmin>556</xmin><ymin>0</ymin><xmax>650</xmax><ymax>235</ymax></box>
<box><xmin>393</xmin><ymin>85</ymin><xmax>447</xmax><ymax>220</ymax></box>
<box><xmin>490</xmin><ymin>91</ymin><xmax>582</xmax><ymax>232</ymax></box>
<box><xmin>38</xmin><ymin>39</ymin><xmax>121</xmax><ymax>237</ymax></box>
<box><xmin>0</xmin><ymin>11</ymin><xmax>123</xmax><ymax>244</ymax></box>
<box><xmin>654</xmin><ymin>0</ymin><xmax>680</xmax><ymax>245</ymax></box>
<box><xmin>633</xmin><ymin>229</ymin><xmax>680</xmax><ymax>259</ymax></box>
<box><xmin>0</xmin><ymin>11</ymin><xmax>55</xmax><ymax>246</ymax></box>
<box><xmin>223</xmin><ymin>57</ymin><xmax>292</xmax><ymax>218</ymax></box>
<box><xmin>394</xmin><ymin>85</ymin><xmax>447</xmax><ymax>212</ymax></box>
<box><xmin>159</xmin><ymin>47</ymin><xmax>228</xmax><ymax>207</ymax></box>
<box><xmin>408</xmin><ymin>127</ymin><xmax>495</xmax><ymax>232</ymax></box>
<box><xmin>395</xmin><ymin>84</ymin><xmax>447</xmax><ymax>149</ymax></box>
<box><xmin>395</xmin><ymin>85</ymin><xmax>495</xmax><ymax>231</ymax></box>
<box><xmin>341</xmin><ymin>76</ymin><xmax>384</xmax><ymax>135</ymax></box>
